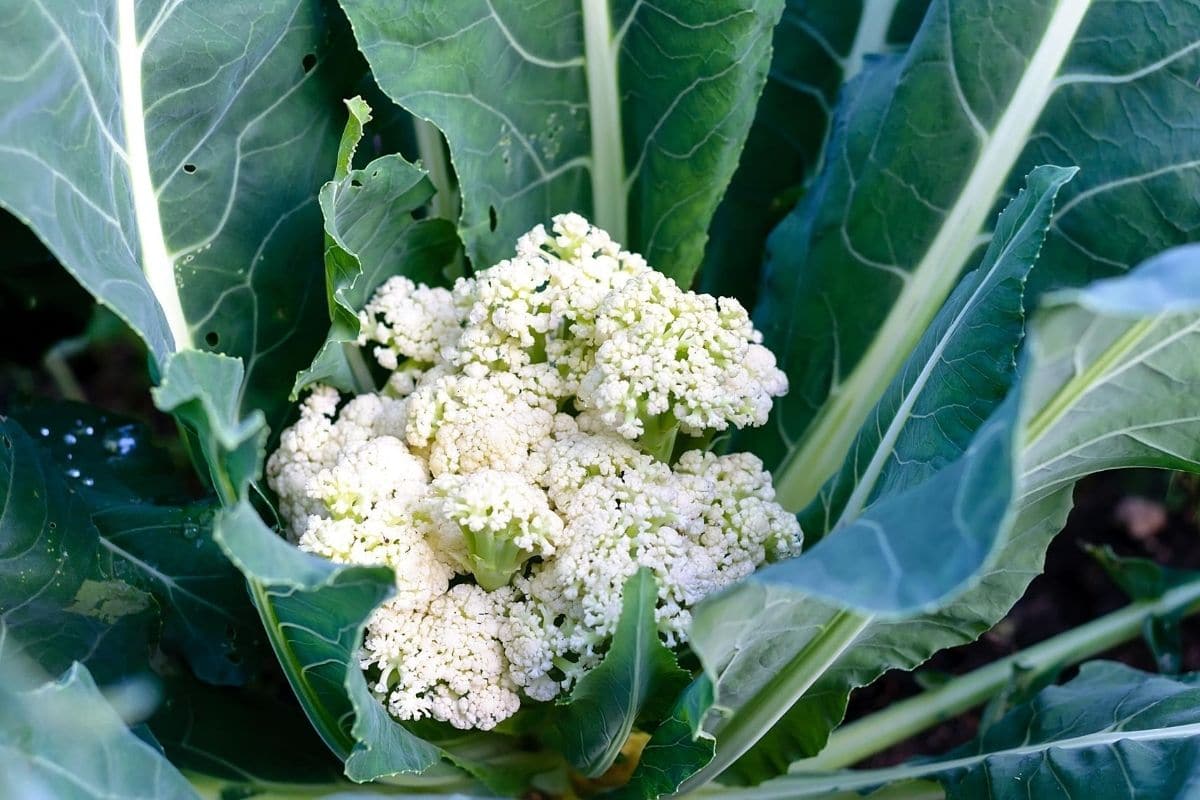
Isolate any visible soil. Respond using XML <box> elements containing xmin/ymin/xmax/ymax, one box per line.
<box><xmin>849</xmin><ymin>469</ymin><xmax>1200</xmax><ymax>767</ymax></box>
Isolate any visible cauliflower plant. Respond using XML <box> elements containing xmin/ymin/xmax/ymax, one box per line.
<box><xmin>268</xmin><ymin>214</ymin><xmax>801</xmax><ymax>731</ymax></box>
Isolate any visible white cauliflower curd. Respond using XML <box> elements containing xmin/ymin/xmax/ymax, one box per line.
<box><xmin>268</xmin><ymin>214</ymin><xmax>800</xmax><ymax>730</ymax></box>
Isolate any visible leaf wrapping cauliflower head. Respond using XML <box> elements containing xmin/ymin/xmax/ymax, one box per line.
<box><xmin>268</xmin><ymin>214</ymin><xmax>800</xmax><ymax>730</ymax></box>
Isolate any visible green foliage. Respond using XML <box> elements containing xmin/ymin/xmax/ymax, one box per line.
<box><xmin>297</xmin><ymin>98</ymin><xmax>461</xmax><ymax>395</ymax></box>
<box><xmin>0</xmin><ymin>409</ymin><xmax>261</xmax><ymax>687</ymax></box>
<box><xmin>337</xmin><ymin>0</ymin><xmax>784</xmax><ymax>283</ymax></box>
<box><xmin>748</xmin><ymin>0</ymin><xmax>1200</xmax><ymax>510</ymax></box>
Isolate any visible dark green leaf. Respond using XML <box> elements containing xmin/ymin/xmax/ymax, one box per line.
<box><xmin>213</xmin><ymin>501</ymin><xmax>442</xmax><ymax>780</ymax></box>
<box><xmin>0</xmin><ymin>412</ymin><xmax>261</xmax><ymax>686</ymax></box>
<box><xmin>555</xmin><ymin>569</ymin><xmax>689</xmax><ymax>778</ymax></box>
<box><xmin>296</xmin><ymin>99</ymin><xmax>460</xmax><ymax>396</ymax></box>
<box><xmin>1086</xmin><ymin>544</ymin><xmax>1198</xmax><ymax>603</ymax></box>
<box><xmin>801</xmin><ymin>165</ymin><xmax>1075</xmax><ymax>540</ymax></box>
<box><xmin>613</xmin><ymin>678</ymin><xmax>715</xmax><ymax>800</ymax></box>
<box><xmin>149</xmin><ymin>677</ymin><xmax>348</xmax><ymax>787</ymax></box>
<box><xmin>700</xmin><ymin>0</ymin><xmax>931</xmax><ymax>304</ymax></box>
<box><xmin>338</xmin><ymin>0</ymin><xmax>784</xmax><ymax>283</ymax></box>
<box><xmin>731</xmin><ymin>662</ymin><xmax>1200</xmax><ymax>800</ymax></box>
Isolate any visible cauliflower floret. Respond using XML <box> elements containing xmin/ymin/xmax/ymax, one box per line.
<box><xmin>268</xmin><ymin>386</ymin><xmax>343</xmax><ymax>533</ymax></box>
<box><xmin>426</xmin><ymin>470</ymin><xmax>563</xmax><ymax>591</ymax></box>
<box><xmin>358</xmin><ymin>276</ymin><xmax>459</xmax><ymax>371</ymax></box>
<box><xmin>364</xmin><ymin>585</ymin><xmax>521</xmax><ymax>730</ymax></box>
<box><xmin>308</xmin><ymin>435</ymin><xmax>427</xmax><ymax>521</ymax></box>
<box><xmin>577</xmin><ymin>270</ymin><xmax>788</xmax><ymax>453</ymax></box>
<box><xmin>405</xmin><ymin>369</ymin><xmax>560</xmax><ymax>477</ymax></box>
<box><xmin>271</xmin><ymin>215</ymin><xmax>802</xmax><ymax>732</ymax></box>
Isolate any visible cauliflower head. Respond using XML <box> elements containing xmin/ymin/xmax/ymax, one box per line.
<box><xmin>269</xmin><ymin>214</ymin><xmax>800</xmax><ymax>731</ymax></box>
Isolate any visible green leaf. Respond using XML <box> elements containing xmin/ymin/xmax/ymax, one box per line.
<box><xmin>11</xmin><ymin>402</ymin><xmax>192</xmax><ymax>504</ymax></box>
<box><xmin>751</xmin><ymin>0</ymin><xmax>1200</xmax><ymax>510</ymax></box>
<box><xmin>801</xmin><ymin>165</ymin><xmax>1074</xmax><ymax>540</ymax></box>
<box><xmin>0</xmin><ymin>0</ymin><xmax>364</xmax><ymax>430</ymax></box>
<box><xmin>1021</xmin><ymin>243</ymin><xmax>1200</xmax><ymax>505</ymax></box>
<box><xmin>724</xmin><ymin>662</ymin><xmax>1200</xmax><ymax>800</ymax></box>
<box><xmin>149</xmin><ymin>677</ymin><xmax>351</xmax><ymax>788</ymax></box>
<box><xmin>0</xmin><ymin>412</ymin><xmax>260</xmax><ymax>687</ymax></box>
<box><xmin>296</xmin><ymin>100</ymin><xmax>460</xmax><ymax>396</ymax></box>
<box><xmin>554</xmin><ymin>569</ymin><xmax>689</xmax><ymax>778</ymax></box>
<box><xmin>337</xmin><ymin>0</ymin><xmax>784</xmax><ymax>283</ymax></box>
<box><xmin>680</xmin><ymin>243</ymin><xmax>1200</xmax><ymax>788</ymax></box>
<box><xmin>700</xmin><ymin>0</ymin><xmax>931</xmax><ymax>306</ymax></box>
<box><xmin>612</xmin><ymin>678</ymin><xmax>716</xmax><ymax>800</ymax></box>
<box><xmin>1086</xmin><ymin>544</ymin><xmax>1198</xmax><ymax>603</ymax></box>
<box><xmin>152</xmin><ymin>350</ymin><xmax>267</xmax><ymax>504</ymax></box>
<box><xmin>0</xmin><ymin>658</ymin><xmax>199</xmax><ymax>800</ymax></box>
<box><xmin>668</xmin><ymin>168</ymin><xmax>1064</xmax><ymax>784</ymax></box>
<box><xmin>213</xmin><ymin>501</ymin><xmax>442</xmax><ymax>781</ymax></box>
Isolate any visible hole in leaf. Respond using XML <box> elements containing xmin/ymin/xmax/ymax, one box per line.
<box><xmin>351</xmin><ymin>179</ymin><xmax>363</xmax><ymax>188</ymax></box>
<box><xmin>183</xmin><ymin>163</ymin><xmax>197</xmax><ymax>174</ymax></box>
<box><xmin>302</xmin><ymin>53</ymin><xmax>317</xmax><ymax>73</ymax></box>
<box><xmin>48</xmin><ymin>521</ymin><xmax>56</xmax><ymax>530</ymax></box>
<box><xmin>205</xmin><ymin>331</ymin><xmax>220</xmax><ymax>347</ymax></box>
<box><xmin>488</xmin><ymin>205</ymin><xmax>498</xmax><ymax>232</ymax></box>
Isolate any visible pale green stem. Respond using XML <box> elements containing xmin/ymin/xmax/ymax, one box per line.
<box><xmin>43</xmin><ymin>335</ymin><xmax>89</xmax><ymax>401</ymax></box>
<box><xmin>344</xmin><ymin>341</ymin><xmax>377</xmax><ymax>395</ymax></box>
<box><xmin>414</xmin><ymin>119</ymin><xmax>458</xmax><ymax>224</ymax></box>
<box><xmin>582</xmin><ymin>0</ymin><xmax>626</xmax><ymax>240</ymax></box>
<box><xmin>792</xmin><ymin>573</ymin><xmax>1200</xmax><ymax>773</ymax></box>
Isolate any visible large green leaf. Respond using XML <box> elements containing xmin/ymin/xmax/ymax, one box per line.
<box><xmin>337</xmin><ymin>0</ymin><xmax>784</xmax><ymax>282</ymax></box>
<box><xmin>554</xmin><ymin>569</ymin><xmax>689</xmax><ymax>778</ymax></box>
<box><xmin>0</xmin><ymin>0</ymin><xmax>363</xmax><ymax>429</ymax></box>
<box><xmin>717</xmin><ymin>662</ymin><xmax>1200</xmax><ymax>799</ymax></box>
<box><xmin>0</xmin><ymin>657</ymin><xmax>199</xmax><ymax>800</ymax></box>
<box><xmin>669</xmin><ymin>245</ymin><xmax>1200</xmax><ymax>791</ymax></box>
<box><xmin>700</xmin><ymin>0</ymin><xmax>931</xmax><ymax>304</ymax></box>
<box><xmin>296</xmin><ymin>97</ymin><xmax>460</xmax><ymax>395</ymax></box>
<box><xmin>801</xmin><ymin>165</ymin><xmax>1074</xmax><ymax>538</ymax></box>
<box><xmin>213</xmin><ymin>501</ymin><xmax>443</xmax><ymax>781</ymax></box>
<box><xmin>704</xmin><ymin>245</ymin><xmax>1200</xmax><ymax>784</ymax></box>
<box><xmin>0</xmin><ymin>411</ymin><xmax>261</xmax><ymax>687</ymax></box>
<box><xmin>751</xmin><ymin>0</ymin><xmax>1200</xmax><ymax>510</ymax></box>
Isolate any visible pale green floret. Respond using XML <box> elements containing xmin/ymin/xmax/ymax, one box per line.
<box><xmin>426</xmin><ymin>470</ymin><xmax>563</xmax><ymax>591</ymax></box>
<box><xmin>269</xmin><ymin>214</ymin><xmax>801</xmax><ymax>731</ymax></box>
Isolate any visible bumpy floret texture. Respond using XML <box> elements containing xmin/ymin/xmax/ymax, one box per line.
<box><xmin>269</xmin><ymin>215</ymin><xmax>799</xmax><ymax>730</ymax></box>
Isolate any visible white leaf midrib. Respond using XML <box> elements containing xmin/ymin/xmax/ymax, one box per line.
<box><xmin>116</xmin><ymin>0</ymin><xmax>192</xmax><ymax>351</ymax></box>
<box><xmin>581</xmin><ymin>0</ymin><xmax>627</xmax><ymax>241</ymax></box>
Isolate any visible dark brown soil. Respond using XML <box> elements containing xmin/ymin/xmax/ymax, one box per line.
<box><xmin>849</xmin><ymin>469</ymin><xmax>1200</xmax><ymax>767</ymax></box>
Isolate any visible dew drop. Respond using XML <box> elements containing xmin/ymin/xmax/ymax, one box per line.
<box><xmin>66</xmin><ymin>468</ymin><xmax>80</xmax><ymax>479</ymax></box>
<box><xmin>39</xmin><ymin>427</ymin><xmax>49</xmax><ymax>437</ymax></box>
<box><xmin>63</xmin><ymin>433</ymin><xmax>77</xmax><ymax>445</ymax></box>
